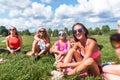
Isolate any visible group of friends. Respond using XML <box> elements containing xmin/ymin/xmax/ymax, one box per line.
<box><xmin>4</xmin><ymin>21</ymin><xmax>120</xmax><ymax>80</ymax></box>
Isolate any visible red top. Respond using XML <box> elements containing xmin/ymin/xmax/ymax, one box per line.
<box><xmin>7</xmin><ymin>36</ymin><xmax>20</xmax><ymax>49</ymax></box>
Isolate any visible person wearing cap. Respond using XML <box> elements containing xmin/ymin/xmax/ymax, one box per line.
<box><xmin>6</xmin><ymin>26</ymin><xmax>22</xmax><ymax>54</ymax></box>
<box><xmin>50</xmin><ymin>30</ymin><xmax>70</xmax><ymax>66</ymax></box>
<box><xmin>103</xmin><ymin>33</ymin><xmax>120</xmax><ymax>80</ymax></box>
<box><xmin>26</xmin><ymin>27</ymin><xmax>50</xmax><ymax>61</ymax></box>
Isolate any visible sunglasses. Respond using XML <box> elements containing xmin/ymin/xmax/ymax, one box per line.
<box><xmin>110</xmin><ymin>33</ymin><xmax>120</xmax><ymax>49</ymax></box>
<box><xmin>10</xmin><ymin>29</ymin><xmax>15</xmax><ymax>31</ymax></box>
<box><xmin>72</xmin><ymin>28</ymin><xmax>82</xmax><ymax>34</ymax></box>
<box><xmin>39</xmin><ymin>30</ymin><xmax>46</xmax><ymax>33</ymax></box>
<box><xmin>58</xmin><ymin>32</ymin><xmax>66</xmax><ymax>36</ymax></box>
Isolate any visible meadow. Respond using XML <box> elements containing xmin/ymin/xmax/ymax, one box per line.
<box><xmin>0</xmin><ymin>35</ymin><xmax>119</xmax><ymax>80</ymax></box>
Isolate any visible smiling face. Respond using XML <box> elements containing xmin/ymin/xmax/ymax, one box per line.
<box><xmin>58</xmin><ymin>30</ymin><xmax>66</xmax><ymax>40</ymax></box>
<box><xmin>38</xmin><ymin>28</ymin><xmax>46</xmax><ymax>37</ymax></box>
<box><xmin>9</xmin><ymin>26</ymin><xmax>17</xmax><ymax>35</ymax></box>
<box><xmin>73</xmin><ymin>24</ymin><xmax>85</xmax><ymax>40</ymax></box>
<box><xmin>72</xmin><ymin>23</ymin><xmax>88</xmax><ymax>42</ymax></box>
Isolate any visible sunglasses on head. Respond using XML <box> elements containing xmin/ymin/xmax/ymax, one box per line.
<box><xmin>58</xmin><ymin>32</ymin><xmax>66</xmax><ymax>36</ymax></box>
<box><xmin>110</xmin><ymin>33</ymin><xmax>120</xmax><ymax>49</ymax></box>
<box><xmin>72</xmin><ymin>28</ymin><xmax>82</xmax><ymax>34</ymax></box>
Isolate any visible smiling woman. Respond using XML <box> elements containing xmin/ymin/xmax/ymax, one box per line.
<box><xmin>26</xmin><ymin>27</ymin><xmax>50</xmax><ymax>61</ymax></box>
<box><xmin>57</xmin><ymin>23</ymin><xmax>102</xmax><ymax>77</ymax></box>
<box><xmin>6</xmin><ymin>26</ymin><xmax>22</xmax><ymax>54</ymax></box>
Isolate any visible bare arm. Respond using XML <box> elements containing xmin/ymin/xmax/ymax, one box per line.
<box><xmin>34</xmin><ymin>34</ymin><xmax>40</xmax><ymax>41</ymax></box>
<box><xmin>50</xmin><ymin>41</ymin><xmax>60</xmax><ymax>54</ymax></box>
<box><xmin>6</xmin><ymin>36</ymin><xmax>11</xmax><ymax>52</ymax></box>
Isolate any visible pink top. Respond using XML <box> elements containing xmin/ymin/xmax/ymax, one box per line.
<box><xmin>57</xmin><ymin>40</ymin><xmax>68</xmax><ymax>51</ymax></box>
<box><xmin>81</xmin><ymin>50</ymin><xmax>100</xmax><ymax>59</ymax></box>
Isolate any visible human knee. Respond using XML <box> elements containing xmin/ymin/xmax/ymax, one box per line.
<box><xmin>68</xmin><ymin>48</ymin><xmax>75</xmax><ymax>55</ymax></box>
<box><xmin>102</xmin><ymin>66</ymin><xmax>110</xmax><ymax>73</ymax></box>
<box><xmin>46</xmin><ymin>43</ymin><xmax>50</xmax><ymax>48</ymax></box>
<box><xmin>83</xmin><ymin>58</ymin><xmax>95</xmax><ymax>66</ymax></box>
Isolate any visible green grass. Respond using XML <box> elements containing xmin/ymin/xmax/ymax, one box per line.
<box><xmin>0</xmin><ymin>35</ymin><xmax>119</xmax><ymax>80</ymax></box>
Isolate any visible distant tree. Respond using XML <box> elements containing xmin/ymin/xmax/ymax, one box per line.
<box><xmin>53</xmin><ymin>29</ymin><xmax>58</xmax><ymax>37</ymax></box>
<box><xmin>88</xmin><ymin>27</ymin><xmax>94</xmax><ymax>35</ymax></box>
<box><xmin>64</xmin><ymin>27</ymin><xmax>68</xmax><ymax>35</ymax></box>
<box><xmin>109</xmin><ymin>29</ymin><xmax>117</xmax><ymax>35</ymax></box>
<box><xmin>47</xmin><ymin>28</ymin><xmax>52</xmax><ymax>37</ymax></box>
<box><xmin>94</xmin><ymin>27</ymin><xmax>102</xmax><ymax>35</ymax></box>
<box><xmin>101</xmin><ymin>25</ymin><xmax>110</xmax><ymax>34</ymax></box>
<box><xmin>68</xmin><ymin>30</ymin><xmax>73</xmax><ymax>36</ymax></box>
<box><xmin>0</xmin><ymin>26</ymin><xmax>8</xmax><ymax>36</ymax></box>
<box><xmin>22</xmin><ymin>29</ymin><xmax>31</xmax><ymax>35</ymax></box>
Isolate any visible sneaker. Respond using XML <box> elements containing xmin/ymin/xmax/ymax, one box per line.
<box><xmin>34</xmin><ymin>55</ymin><xmax>40</xmax><ymax>61</ymax></box>
<box><xmin>50</xmin><ymin>70</ymin><xmax>64</xmax><ymax>80</ymax></box>
<box><xmin>0</xmin><ymin>58</ymin><xmax>7</xmax><ymax>63</ymax></box>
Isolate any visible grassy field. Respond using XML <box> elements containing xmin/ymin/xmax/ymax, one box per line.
<box><xmin>0</xmin><ymin>35</ymin><xmax>119</xmax><ymax>80</ymax></box>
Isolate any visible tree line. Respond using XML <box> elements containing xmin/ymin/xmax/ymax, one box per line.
<box><xmin>0</xmin><ymin>25</ymin><xmax>117</xmax><ymax>37</ymax></box>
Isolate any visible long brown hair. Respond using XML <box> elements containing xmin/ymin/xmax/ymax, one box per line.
<box><xmin>8</xmin><ymin>26</ymin><xmax>18</xmax><ymax>36</ymax></box>
<box><xmin>72</xmin><ymin>23</ymin><xmax>88</xmax><ymax>42</ymax></box>
<box><xmin>38</xmin><ymin>27</ymin><xmax>50</xmax><ymax>43</ymax></box>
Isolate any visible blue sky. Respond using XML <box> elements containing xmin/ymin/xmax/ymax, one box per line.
<box><xmin>0</xmin><ymin>0</ymin><xmax>120</xmax><ymax>32</ymax></box>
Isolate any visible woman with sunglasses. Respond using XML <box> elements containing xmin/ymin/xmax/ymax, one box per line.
<box><xmin>57</xmin><ymin>23</ymin><xmax>102</xmax><ymax>77</ymax></box>
<box><xmin>26</xmin><ymin>27</ymin><xmax>50</xmax><ymax>60</ymax></box>
<box><xmin>50</xmin><ymin>30</ymin><xmax>70</xmax><ymax>66</ymax></box>
<box><xmin>103</xmin><ymin>33</ymin><xmax>120</xmax><ymax>80</ymax></box>
<box><xmin>6</xmin><ymin>26</ymin><xmax>22</xmax><ymax>54</ymax></box>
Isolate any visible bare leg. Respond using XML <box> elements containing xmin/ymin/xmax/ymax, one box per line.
<box><xmin>73</xmin><ymin>50</ymin><xmax>83</xmax><ymax>62</ymax></box>
<box><xmin>67</xmin><ymin>58</ymin><xmax>100</xmax><ymax>76</ymax></box>
<box><xmin>64</xmin><ymin>48</ymin><xmax>82</xmax><ymax>63</ymax></box>
<box><xmin>64</xmin><ymin>49</ymin><xmax>74</xmax><ymax>63</ymax></box>
<box><xmin>103</xmin><ymin>65</ymin><xmax>120</xmax><ymax>75</ymax></box>
<box><xmin>104</xmin><ymin>73</ymin><xmax>120</xmax><ymax>80</ymax></box>
<box><xmin>38</xmin><ymin>43</ymin><xmax>50</xmax><ymax>56</ymax></box>
<box><xmin>31</xmin><ymin>40</ymin><xmax>39</xmax><ymax>54</ymax></box>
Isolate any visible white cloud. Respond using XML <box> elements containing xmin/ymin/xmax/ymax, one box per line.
<box><xmin>0</xmin><ymin>0</ymin><xmax>120</xmax><ymax>32</ymax></box>
<box><xmin>41</xmin><ymin>0</ymin><xmax>57</xmax><ymax>3</ymax></box>
<box><xmin>0</xmin><ymin>18</ymin><xmax>24</xmax><ymax>29</ymax></box>
<box><xmin>86</xmin><ymin>17</ymin><xmax>101</xmax><ymax>23</ymax></box>
<box><xmin>31</xmin><ymin>2</ymin><xmax>52</xmax><ymax>19</ymax></box>
<box><xmin>9</xmin><ymin>9</ymin><xmax>22</xmax><ymax>18</ymax></box>
<box><xmin>109</xmin><ymin>0</ymin><xmax>120</xmax><ymax>17</ymax></box>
